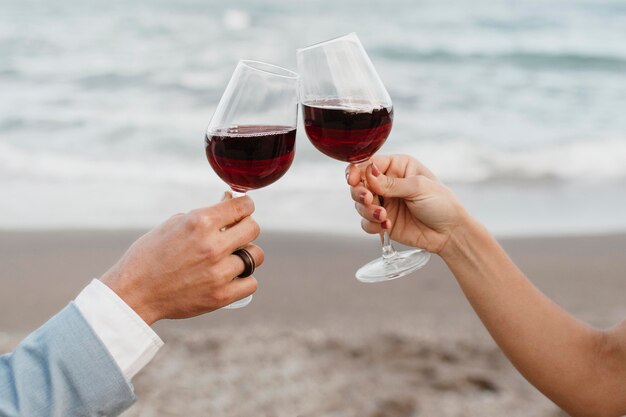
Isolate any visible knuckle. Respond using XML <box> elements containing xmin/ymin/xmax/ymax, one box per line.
<box><xmin>168</xmin><ymin>212</ymin><xmax>185</xmax><ymax>223</ymax></box>
<box><xmin>234</xmin><ymin>197</ymin><xmax>254</xmax><ymax>218</ymax></box>
<box><xmin>210</xmin><ymin>290</ymin><xmax>229</xmax><ymax>307</ymax></box>
<box><xmin>186</xmin><ymin>211</ymin><xmax>212</xmax><ymax>231</ymax></box>
<box><xmin>357</xmin><ymin>203</ymin><xmax>367</xmax><ymax>217</ymax></box>
<box><xmin>413</xmin><ymin>175</ymin><xmax>426</xmax><ymax>189</ymax></box>
<box><xmin>185</xmin><ymin>212</ymin><xmax>201</xmax><ymax>230</ymax></box>
<box><xmin>351</xmin><ymin>188</ymin><xmax>359</xmax><ymax>201</ymax></box>
<box><xmin>245</xmin><ymin>196</ymin><xmax>256</xmax><ymax>212</ymax></box>
<box><xmin>162</xmin><ymin>212</ymin><xmax>185</xmax><ymax>229</ymax></box>
<box><xmin>254</xmin><ymin>246</ymin><xmax>265</xmax><ymax>266</ymax></box>
<box><xmin>361</xmin><ymin>219</ymin><xmax>377</xmax><ymax>235</ymax></box>
<box><xmin>247</xmin><ymin>277</ymin><xmax>258</xmax><ymax>294</ymax></box>
<box><xmin>233</xmin><ymin>201</ymin><xmax>245</xmax><ymax>218</ymax></box>
<box><xmin>250</xmin><ymin>219</ymin><xmax>261</xmax><ymax>238</ymax></box>
<box><xmin>202</xmin><ymin>241</ymin><xmax>222</xmax><ymax>262</ymax></box>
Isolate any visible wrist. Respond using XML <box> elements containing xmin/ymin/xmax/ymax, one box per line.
<box><xmin>121</xmin><ymin>293</ymin><xmax>160</xmax><ymax>327</ymax></box>
<box><xmin>100</xmin><ymin>269</ymin><xmax>160</xmax><ymax>326</ymax></box>
<box><xmin>439</xmin><ymin>211</ymin><xmax>488</xmax><ymax>262</ymax></box>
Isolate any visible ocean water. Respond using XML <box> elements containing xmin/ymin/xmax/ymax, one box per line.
<box><xmin>1</xmin><ymin>0</ymin><xmax>626</xmax><ymax>236</ymax></box>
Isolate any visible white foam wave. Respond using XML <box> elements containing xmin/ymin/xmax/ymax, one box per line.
<box><xmin>402</xmin><ymin>139</ymin><xmax>626</xmax><ymax>183</ymax></box>
<box><xmin>3</xmin><ymin>138</ymin><xmax>626</xmax><ymax>186</ymax></box>
<box><xmin>2</xmin><ymin>141</ymin><xmax>626</xmax><ymax>236</ymax></box>
<box><xmin>0</xmin><ymin>142</ymin><xmax>212</xmax><ymax>186</ymax></box>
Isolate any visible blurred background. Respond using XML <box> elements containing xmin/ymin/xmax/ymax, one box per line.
<box><xmin>2</xmin><ymin>1</ymin><xmax>626</xmax><ymax>416</ymax></box>
<box><xmin>2</xmin><ymin>0</ymin><xmax>625</xmax><ymax>236</ymax></box>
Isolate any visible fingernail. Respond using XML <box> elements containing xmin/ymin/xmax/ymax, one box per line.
<box><xmin>371</xmin><ymin>163</ymin><xmax>381</xmax><ymax>177</ymax></box>
<box><xmin>359</xmin><ymin>192</ymin><xmax>367</xmax><ymax>204</ymax></box>
<box><xmin>373</xmin><ymin>208</ymin><xmax>382</xmax><ymax>221</ymax></box>
<box><xmin>345</xmin><ymin>170</ymin><xmax>350</xmax><ymax>183</ymax></box>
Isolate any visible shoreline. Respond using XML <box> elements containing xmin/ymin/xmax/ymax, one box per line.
<box><xmin>3</xmin><ymin>224</ymin><xmax>626</xmax><ymax>240</ymax></box>
<box><xmin>1</xmin><ymin>229</ymin><xmax>624</xmax><ymax>332</ymax></box>
<box><xmin>3</xmin><ymin>179</ymin><xmax>626</xmax><ymax>238</ymax></box>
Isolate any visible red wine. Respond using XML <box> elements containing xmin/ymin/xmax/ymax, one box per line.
<box><xmin>303</xmin><ymin>100</ymin><xmax>393</xmax><ymax>163</ymax></box>
<box><xmin>206</xmin><ymin>125</ymin><xmax>296</xmax><ymax>192</ymax></box>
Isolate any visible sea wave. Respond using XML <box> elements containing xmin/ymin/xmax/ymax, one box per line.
<box><xmin>2</xmin><ymin>138</ymin><xmax>626</xmax><ymax>186</ymax></box>
<box><xmin>372</xmin><ymin>48</ymin><xmax>626</xmax><ymax>72</ymax></box>
<box><xmin>1</xmin><ymin>0</ymin><xmax>625</xmax><ymax>233</ymax></box>
<box><xmin>411</xmin><ymin>138</ymin><xmax>626</xmax><ymax>183</ymax></box>
<box><xmin>0</xmin><ymin>142</ymin><xmax>209</xmax><ymax>185</ymax></box>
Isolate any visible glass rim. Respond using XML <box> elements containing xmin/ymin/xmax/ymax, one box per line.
<box><xmin>238</xmin><ymin>60</ymin><xmax>300</xmax><ymax>79</ymax></box>
<box><xmin>296</xmin><ymin>32</ymin><xmax>359</xmax><ymax>53</ymax></box>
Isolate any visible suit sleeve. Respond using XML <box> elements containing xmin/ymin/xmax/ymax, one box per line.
<box><xmin>0</xmin><ymin>302</ymin><xmax>136</xmax><ymax>417</ymax></box>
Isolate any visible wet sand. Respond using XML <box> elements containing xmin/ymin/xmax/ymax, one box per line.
<box><xmin>1</xmin><ymin>230</ymin><xmax>625</xmax><ymax>416</ymax></box>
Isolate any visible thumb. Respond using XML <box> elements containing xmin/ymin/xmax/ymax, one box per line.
<box><xmin>365</xmin><ymin>163</ymin><xmax>425</xmax><ymax>199</ymax></box>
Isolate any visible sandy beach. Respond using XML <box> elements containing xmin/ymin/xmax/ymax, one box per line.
<box><xmin>1</xmin><ymin>230</ymin><xmax>625</xmax><ymax>416</ymax></box>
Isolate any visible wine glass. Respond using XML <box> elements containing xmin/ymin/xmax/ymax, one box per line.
<box><xmin>297</xmin><ymin>33</ymin><xmax>431</xmax><ymax>283</ymax></box>
<box><xmin>205</xmin><ymin>60</ymin><xmax>299</xmax><ymax>308</ymax></box>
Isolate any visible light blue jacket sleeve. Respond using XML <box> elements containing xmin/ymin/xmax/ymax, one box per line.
<box><xmin>0</xmin><ymin>302</ymin><xmax>136</xmax><ymax>417</ymax></box>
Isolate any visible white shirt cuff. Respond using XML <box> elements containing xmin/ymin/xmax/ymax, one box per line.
<box><xmin>75</xmin><ymin>279</ymin><xmax>164</xmax><ymax>381</ymax></box>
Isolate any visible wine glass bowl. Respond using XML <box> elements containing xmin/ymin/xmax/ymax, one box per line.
<box><xmin>205</xmin><ymin>124</ymin><xmax>296</xmax><ymax>193</ymax></box>
<box><xmin>298</xmin><ymin>33</ymin><xmax>394</xmax><ymax>164</ymax></box>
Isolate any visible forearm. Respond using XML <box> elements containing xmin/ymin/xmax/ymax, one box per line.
<box><xmin>440</xmin><ymin>216</ymin><xmax>626</xmax><ymax>416</ymax></box>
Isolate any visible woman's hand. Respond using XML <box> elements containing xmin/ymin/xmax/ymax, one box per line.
<box><xmin>347</xmin><ymin>154</ymin><xmax>468</xmax><ymax>254</ymax></box>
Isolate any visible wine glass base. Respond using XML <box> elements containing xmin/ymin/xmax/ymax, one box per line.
<box><xmin>356</xmin><ymin>249</ymin><xmax>431</xmax><ymax>283</ymax></box>
<box><xmin>223</xmin><ymin>294</ymin><xmax>253</xmax><ymax>309</ymax></box>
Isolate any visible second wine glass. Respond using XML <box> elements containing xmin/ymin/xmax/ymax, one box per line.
<box><xmin>205</xmin><ymin>60</ymin><xmax>299</xmax><ymax>308</ymax></box>
<box><xmin>297</xmin><ymin>33</ymin><xmax>431</xmax><ymax>283</ymax></box>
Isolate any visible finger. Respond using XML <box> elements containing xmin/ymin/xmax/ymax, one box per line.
<box><xmin>224</xmin><ymin>276</ymin><xmax>258</xmax><ymax>303</ymax></box>
<box><xmin>233</xmin><ymin>243</ymin><xmax>265</xmax><ymax>275</ymax></box>
<box><xmin>346</xmin><ymin>164</ymin><xmax>363</xmax><ymax>187</ymax></box>
<box><xmin>216</xmin><ymin>243</ymin><xmax>265</xmax><ymax>280</ymax></box>
<box><xmin>350</xmin><ymin>184</ymin><xmax>374</xmax><ymax>205</ymax></box>
<box><xmin>221</xmin><ymin>191</ymin><xmax>233</xmax><ymax>201</ymax></box>
<box><xmin>370</xmin><ymin>154</ymin><xmax>439</xmax><ymax>182</ymax></box>
<box><xmin>355</xmin><ymin>202</ymin><xmax>387</xmax><ymax>223</ymax></box>
<box><xmin>205</xmin><ymin>195</ymin><xmax>255</xmax><ymax>229</ymax></box>
<box><xmin>368</xmin><ymin>155</ymin><xmax>393</xmax><ymax>175</ymax></box>
<box><xmin>361</xmin><ymin>218</ymin><xmax>384</xmax><ymax>235</ymax></box>
<box><xmin>220</xmin><ymin>216</ymin><xmax>261</xmax><ymax>254</ymax></box>
<box><xmin>405</xmin><ymin>156</ymin><xmax>439</xmax><ymax>182</ymax></box>
<box><xmin>365</xmin><ymin>164</ymin><xmax>431</xmax><ymax>200</ymax></box>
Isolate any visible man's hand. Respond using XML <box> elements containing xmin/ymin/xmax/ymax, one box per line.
<box><xmin>100</xmin><ymin>196</ymin><xmax>263</xmax><ymax>325</ymax></box>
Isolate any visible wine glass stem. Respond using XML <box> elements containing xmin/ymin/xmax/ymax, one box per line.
<box><xmin>381</xmin><ymin>231</ymin><xmax>397</xmax><ymax>260</ymax></box>
<box><xmin>355</xmin><ymin>160</ymin><xmax>398</xmax><ymax>262</ymax></box>
<box><xmin>223</xmin><ymin>188</ymin><xmax>252</xmax><ymax>309</ymax></box>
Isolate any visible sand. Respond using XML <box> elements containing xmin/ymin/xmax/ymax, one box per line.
<box><xmin>1</xmin><ymin>230</ymin><xmax>625</xmax><ymax>416</ymax></box>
